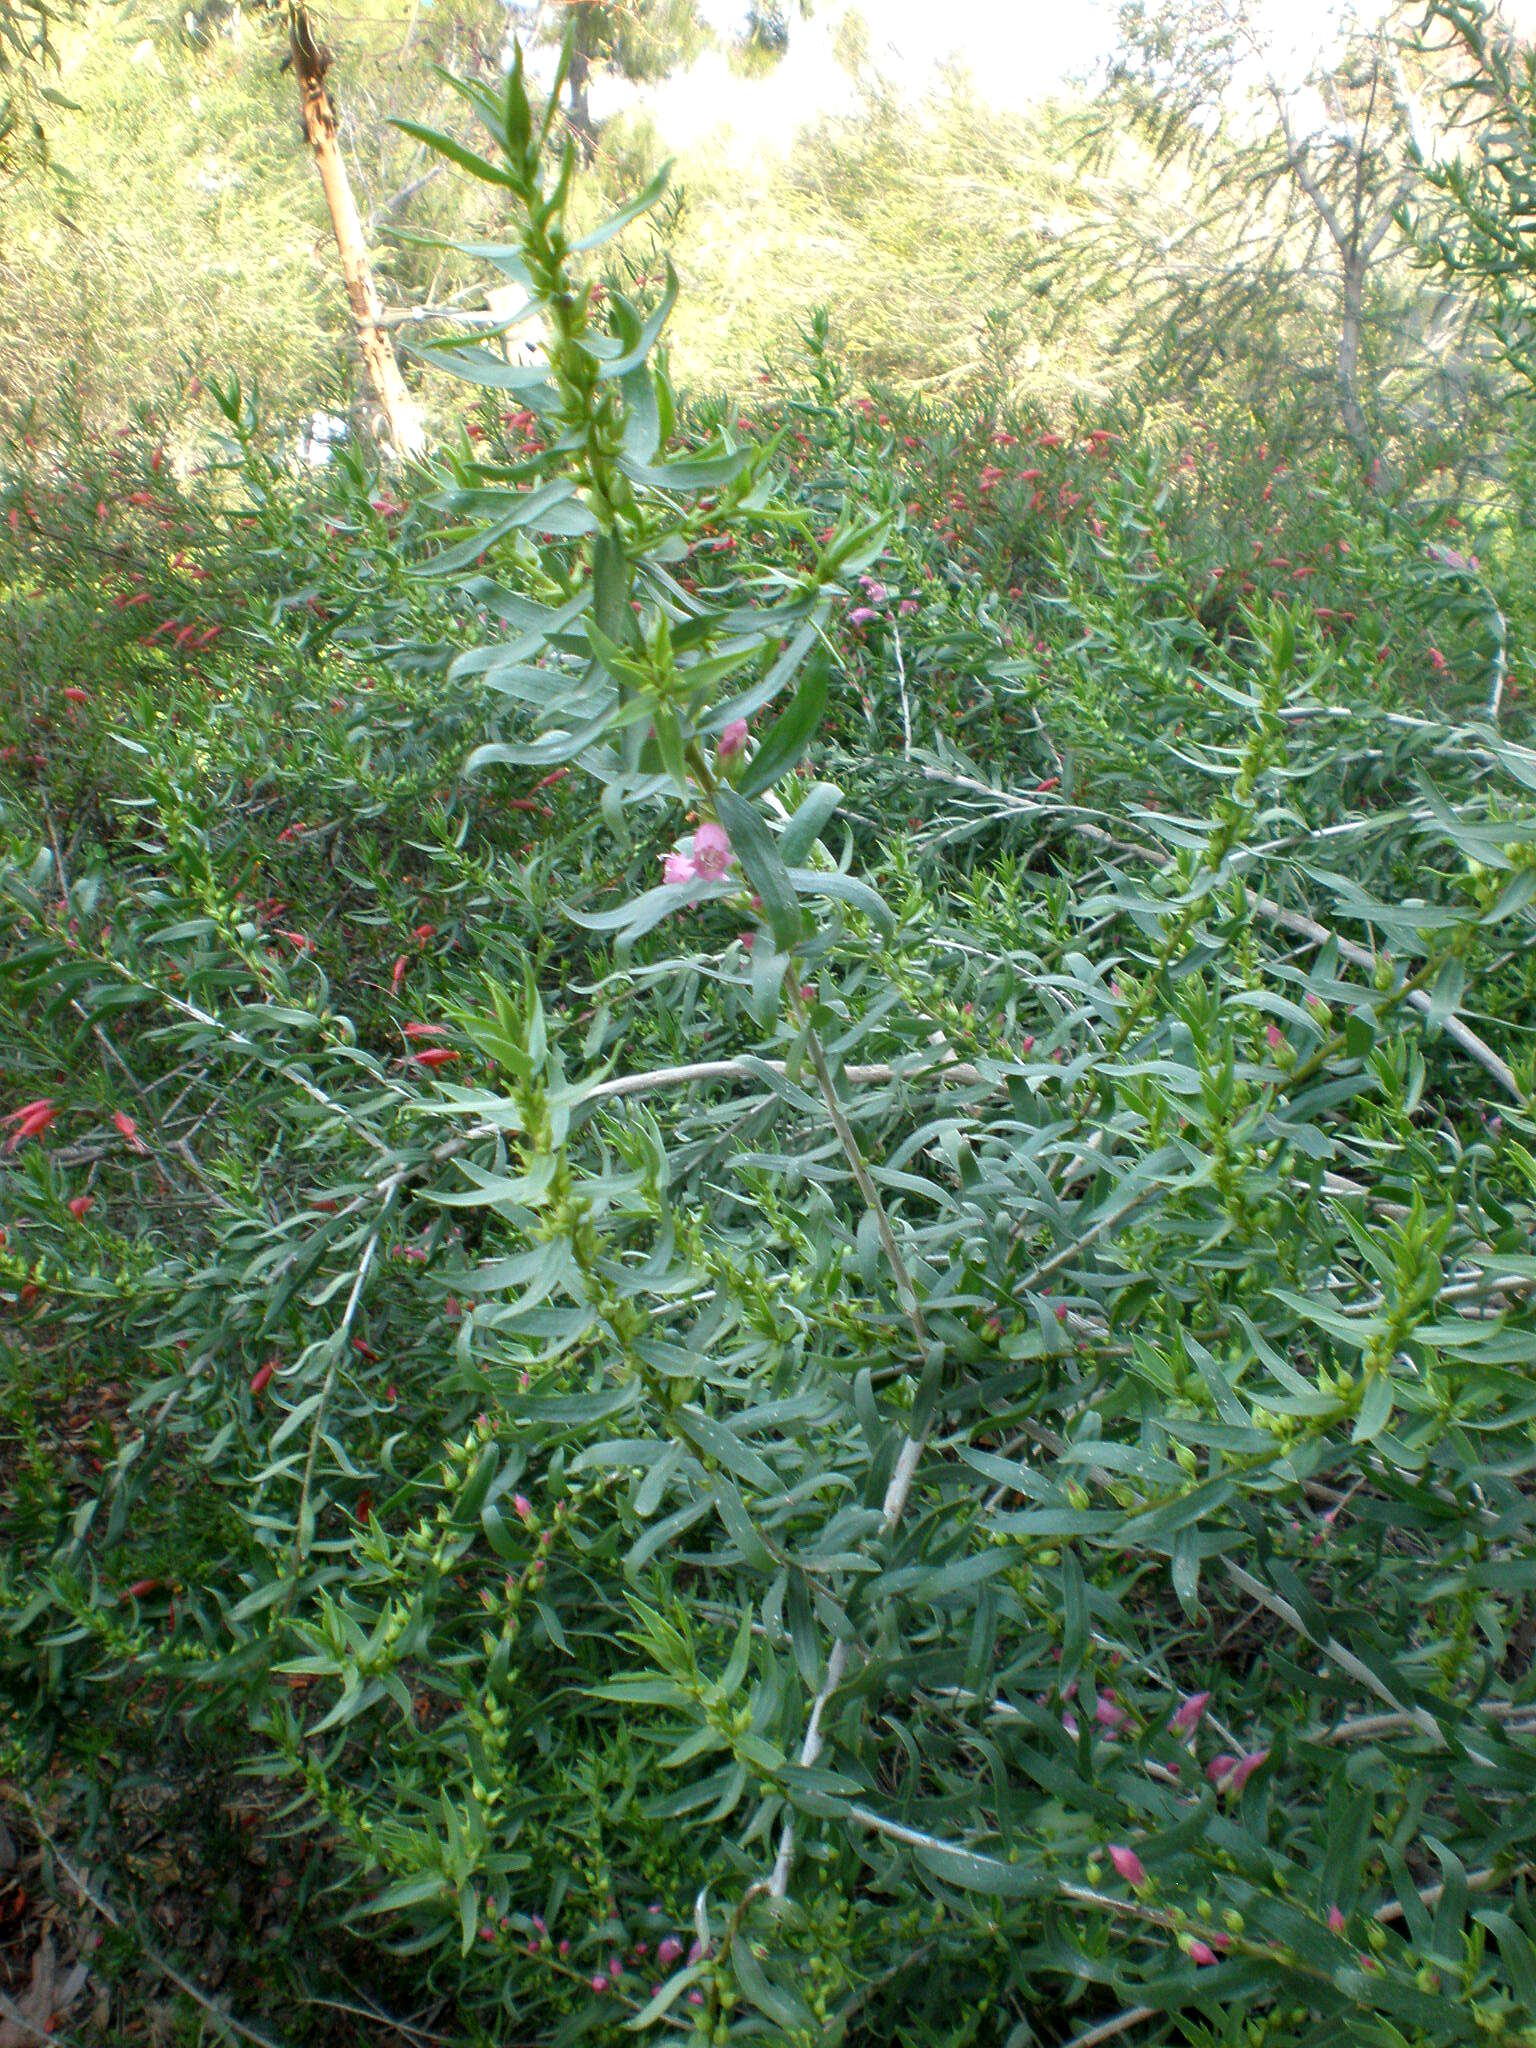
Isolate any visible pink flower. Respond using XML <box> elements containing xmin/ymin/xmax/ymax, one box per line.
<box><xmin>1328</xmin><ymin>1906</ymin><xmax>1347</xmax><ymax>1934</ymax></box>
<box><xmin>1169</xmin><ymin>1691</ymin><xmax>1209</xmax><ymax>1735</ymax></box>
<box><xmin>1187</xmin><ymin>1939</ymin><xmax>1218</xmax><ymax>1966</ymax></box>
<box><xmin>1094</xmin><ymin>1693</ymin><xmax>1126</xmax><ymax>1729</ymax></box>
<box><xmin>717</xmin><ymin>719</ymin><xmax>749</xmax><ymax>759</ymax></box>
<box><xmin>609</xmin><ymin>1955</ymin><xmax>622</xmax><ymax>1980</ymax></box>
<box><xmin>690</xmin><ymin>821</ymin><xmax>734</xmax><ymax>881</ymax></box>
<box><xmin>589</xmin><ymin>1974</ymin><xmax>608</xmax><ymax>1994</ymax></box>
<box><xmin>848</xmin><ymin>606</ymin><xmax>880</xmax><ymax>626</ymax></box>
<box><xmin>657</xmin><ymin>1935</ymin><xmax>684</xmax><ymax>1967</ymax></box>
<box><xmin>898</xmin><ymin>598</ymin><xmax>919</xmax><ymax>616</ymax></box>
<box><xmin>1265</xmin><ymin>1023</ymin><xmax>1285</xmax><ymax>1051</ymax></box>
<box><xmin>1108</xmin><ymin>1844</ymin><xmax>1145</xmax><ymax>1886</ymax></box>
<box><xmin>512</xmin><ymin>1494</ymin><xmax>533</xmax><ymax>1523</ymax></box>
<box><xmin>663</xmin><ymin>851</ymin><xmax>695</xmax><ymax>886</ymax></box>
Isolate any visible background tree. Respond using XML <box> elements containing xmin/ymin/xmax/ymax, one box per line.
<box><xmin>534</xmin><ymin>0</ymin><xmax>707</xmax><ymax>155</ymax></box>
<box><xmin>1413</xmin><ymin>0</ymin><xmax>1536</xmax><ymax>391</ymax></box>
<box><xmin>0</xmin><ymin>0</ymin><xmax>83</xmax><ymax>168</ymax></box>
<box><xmin>1033</xmin><ymin>0</ymin><xmax>1496</xmax><ymax>487</ymax></box>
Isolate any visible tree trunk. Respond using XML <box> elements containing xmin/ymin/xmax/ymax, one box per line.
<box><xmin>568</xmin><ymin>44</ymin><xmax>595</xmax><ymax>162</ymax></box>
<box><xmin>1338</xmin><ymin>254</ymin><xmax>1384</xmax><ymax>488</ymax></box>
<box><xmin>288</xmin><ymin>3</ymin><xmax>425</xmax><ymax>458</ymax></box>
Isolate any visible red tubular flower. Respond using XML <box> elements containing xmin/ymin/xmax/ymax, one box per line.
<box><xmin>250</xmin><ymin>1359</ymin><xmax>277</xmax><ymax>1397</ymax></box>
<box><xmin>5</xmin><ymin>1099</ymin><xmax>57</xmax><ymax>1151</ymax></box>
<box><xmin>402</xmin><ymin>1023</ymin><xmax>449</xmax><ymax>1040</ymax></box>
<box><xmin>410</xmin><ymin>1047</ymin><xmax>460</xmax><ymax>1069</ymax></box>
<box><xmin>113</xmin><ymin>1110</ymin><xmax>148</xmax><ymax>1153</ymax></box>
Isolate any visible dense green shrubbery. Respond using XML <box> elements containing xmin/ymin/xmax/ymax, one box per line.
<box><xmin>5</xmin><ymin>42</ymin><xmax>1536</xmax><ymax>2048</ymax></box>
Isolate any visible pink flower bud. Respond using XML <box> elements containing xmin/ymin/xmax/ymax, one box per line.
<box><xmin>512</xmin><ymin>1493</ymin><xmax>533</xmax><ymax>1523</ymax></box>
<box><xmin>1328</xmin><ymin>1906</ymin><xmax>1347</xmax><ymax>1934</ymax></box>
<box><xmin>1266</xmin><ymin>1022</ymin><xmax>1285</xmax><ymax>1051</ymax></box>
<box><xmin>1169</xmin><ymin>1690</ymin><xmax>1209</xmax><ymax>1735</ymax></box>
<box><xmin>717</xmin><ymin>719</ymin><xmax>749</xmax><ymax>759</ymax></box>
<box><xmin>1094</xmin><ymin>1693</ymin><xmax>1126</xmax><ymax>1729</ymax></box>
<box><xmin>1209</xmin><ymin>1746</ymin><xmax>1268</xmax><ymax>1795</ymax></box>
<box><xmin>657</xmin><ymin>1935</ymin><xmax>684</xmax><ymax>1967</ymax></box>
<box><xmin>848</xmin><ymin>606</ymin><xmax>880</xmax><ymax>626</ymax></box>
<box><xmin>589</xmin><ymin>1974</ymin><xmax>608</xmax><ymax>1994</ymax></box>
<box><xmin>1108</xmin><ymin>1844</ymin><xmax>1145</xmax><ymax>1886</ymax></box>
<box><xmin>1187</xmin><ymin>1939</ymin><xmax>1218</xmax><ymax>1966</ymax></box>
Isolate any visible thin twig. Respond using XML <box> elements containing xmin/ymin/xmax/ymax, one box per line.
<box><xmin>892</xmin><ymin>622</ymin><xmax>913</xmax><ymax>760</ymax></box>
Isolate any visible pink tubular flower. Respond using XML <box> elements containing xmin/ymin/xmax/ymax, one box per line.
<box><xmin>656</xmin><ymin>1935</ymin><xmax>684</xmax><ymax>1967</ymax></box>
<box><xmin>848</xmin><ymin>605</ymin><xmax>880</xmax><ymax>626</ymax></box>
<box><xmin>716</xmin><ymin>719</ymin><xmax>749</xmax><ymax>759</ymax></box>
<box><xmin>1328</xmin><ymin>1906</ymin><xmax>1347</xmax><ymax>1934</ymax></box>
<box><xmin>1266</xmin><ymin>1022</ymin><xmax>1285</xmax><ymax>1051</ymax></box>
<box><xmin>690</xmin><ymin>821</ymin><xmax>734</xmax><ymax>881</ymax></box>
<box><xmin>1094</xmin><ymin>1693</ymin><xmax>1126</xmax><ymax>1730</ymax></box>
<box><xmin>1108</xmin><ymin>1844</ymin><xmax>1145</xmax><ymax>1887</ymax></box>
<box><xmin>1169</xmin><ymin>1690</ymin><xmax>1210</xmax><ymax>1735</ymax></box>
<box><xmin>1187</xmin><ymin>1939</ymin><xmax>1218</xmax><ymax>1967</ymax></box>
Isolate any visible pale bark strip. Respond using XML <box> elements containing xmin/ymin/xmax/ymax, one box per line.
<box><xmin>289</xmin><ymin>4</ymin><xmax>425</xmax><ymax>458</ymax></box>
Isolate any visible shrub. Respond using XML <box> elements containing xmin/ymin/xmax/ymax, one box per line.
<box><xmin>4</xmin><ymin>43</ymin><xmax>1536</xmax><ymax>2048</ymax></box>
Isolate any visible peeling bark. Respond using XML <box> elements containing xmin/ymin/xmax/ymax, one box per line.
<box><xmin>288</xmin><ymin>3</ymin><xmax>425</xmax><ymax>458</ymax></box>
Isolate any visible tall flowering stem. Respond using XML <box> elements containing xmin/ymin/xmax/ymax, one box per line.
<box><xmin>403</xmin><ymin>31</ymin><xmax>932</xmax><ymax>1917</ymax></box>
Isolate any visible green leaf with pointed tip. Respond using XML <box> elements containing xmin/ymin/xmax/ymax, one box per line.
<box><xmin>715</xmin><ymin>788</ymin><xmax>805</xmax><ymax>952</ymax></box>
<box><xmin>570</xmin><ymin>160</ymin><xmax>673</xmax><ymax>251</ymax></box>
<box><xmin>390</xmin><ymin>119</ymin><xmax>515</xmax><ymax>187</ymax></box>
<box><xmin>737</xmin><ymin>648</ymin><xmax>828</xmax><ymax>797</ymax></box>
